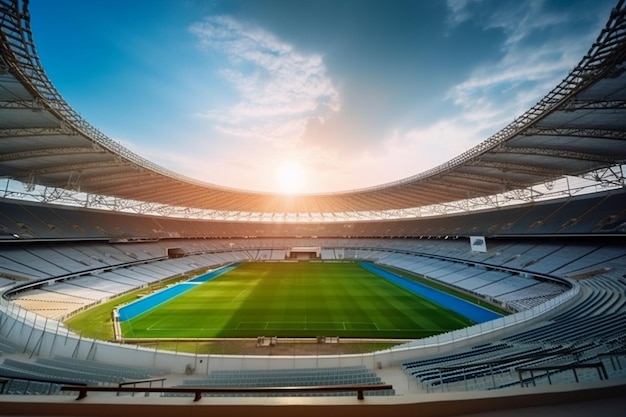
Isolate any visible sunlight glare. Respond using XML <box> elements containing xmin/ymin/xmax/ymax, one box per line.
<box><xmin>275</xmin><ymin>161</ymin><xmax>306</xmax><ymax>194</ymax></box>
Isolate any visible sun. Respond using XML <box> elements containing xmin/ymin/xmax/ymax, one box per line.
<box><xmin>275</xmin><ymin>161</ymin><xmax>306</xmax><ymax>194</ymax></box>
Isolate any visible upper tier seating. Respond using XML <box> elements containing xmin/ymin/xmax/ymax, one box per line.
<box><xmin>1</xmin><ymin>189</ymin><xmax>625</xmax><ymax>241</ymax></box>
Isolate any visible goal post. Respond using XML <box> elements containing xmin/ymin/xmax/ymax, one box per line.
<box><xmin>285</xmin><ymin>246</ymin><xmax>321</xmax><ymax>259</ymax></box>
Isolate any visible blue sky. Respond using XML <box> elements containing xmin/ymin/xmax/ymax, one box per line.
<box><xmin>30</xmin><ymin>0</ymin><xmax>616</xmax><ymax>194</ymax></box>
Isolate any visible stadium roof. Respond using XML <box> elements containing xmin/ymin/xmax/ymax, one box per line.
<box><xmin>0</xmin><ymin>0</ymin><xmax>625</xmax><ymax>216</ymax></box>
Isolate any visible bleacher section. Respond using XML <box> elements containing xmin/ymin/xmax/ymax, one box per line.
<box><xmin>399</xmin><ymin>278</ymin><xmax>626</xmax><ymax>393</ymax></box>
<box><xmin>165</xmin><ymin>365</ymin><xmax>395</xmax><ymax>398</ymax></box>
<box><xmin>1</xmin><ymin>194</ymin><xmax>625</xmax><ymax>398</ymax></box>
<box><xmin>10</xmin><ymin>232</ymin><xmax>626</xmax><ymax>321</ymax></box>
<box><xmin>1</xmin><ymin>235</ymin><xmax>589</xmax><ymax>319</ymax></box>
<box><xmin>0</xmin><ymin>356</ymin><xmax>168</xmax><ymax>388</ymax></box>
<box><xmin>0</xmin><ymin>377</ymin><xmax>62</xmax><ymax>395</ymax></box>
<box><xmin>1</xmin><ymin>189</ymin><xmax>625</xmax><ymax>241</ymax></box>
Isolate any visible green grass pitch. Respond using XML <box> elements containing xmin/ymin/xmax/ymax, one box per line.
<box><xmin>120</xmin><ymin>262</ymin><xmax>474</xmax><ymax>339</ymax></box>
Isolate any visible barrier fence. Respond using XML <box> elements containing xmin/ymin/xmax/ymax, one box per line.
<box><xmin>61</xmin><ymin>383</ymin><xmax>394</xmax><ymax>401</ymax></box>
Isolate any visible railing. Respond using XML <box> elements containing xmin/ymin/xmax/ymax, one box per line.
<box><xmin>598</xmin><ymin>352</ymin><xmax>626</xmax><ymax>373</ymax></box>
<box><xmin>418</xmin><ymin>349</ymin><xmax>575</xmax><ymax>392</ymax></box>
<box><xmin>61</xmin><ymin>383</ymin><xmax>394</xmax><ymax>401</ymax></box>
<box><xmin>516</xmin><ymin>363</ymin><xmax>609</xmax><ymax>387</ymax></box>
<box><xmin>116</xmin><ymin>377</ymin><xmax>166</xmax><ymax>396</ymax></box>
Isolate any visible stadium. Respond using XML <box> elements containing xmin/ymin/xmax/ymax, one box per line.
<box><xmin>0</xmin><ymin>0</ymin><xmax>625</xmax><ymax>415</ymax></box>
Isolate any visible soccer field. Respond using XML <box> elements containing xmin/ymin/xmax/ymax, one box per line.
<box><xmin>120</xmin><ymin>262</ymin><xmax>474</xmax><ymax>339</ymax></box>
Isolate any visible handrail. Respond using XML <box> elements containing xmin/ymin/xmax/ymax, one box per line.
<box><xmin>118</xmin><ymin>377</ymin><xmax>167</xmax><ymax>388</ymax></box>
<box><xmin>117</xmin><ymin>377</ymin><xmax>167</xmax><ymax>397</ymax></box>
<box><xmin>516</xmin><ymin>363</ymin><xmax>609</xmax><ymax>386</ymax></box>
<box><xmin>60</xmin><ymin>383</ymin><xmax>394</xmax><ymax>401</ymax></box>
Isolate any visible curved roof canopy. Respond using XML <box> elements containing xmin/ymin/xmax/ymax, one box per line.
<box><xmin>0</xmin><ymin>0</ymin><xmax>625</xmax><ymax>216</ymax></box>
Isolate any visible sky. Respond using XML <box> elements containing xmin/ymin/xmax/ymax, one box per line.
<box><xmin>29</xmin><ymin>0</ymin><xmax>617</xmax><ymax>194</ymax></box>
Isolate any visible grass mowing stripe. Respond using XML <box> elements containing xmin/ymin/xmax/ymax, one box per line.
<box><xmin>121</xmin><ymin>262</ymin><xmax>474</xmax><ymax>339</ymax></box>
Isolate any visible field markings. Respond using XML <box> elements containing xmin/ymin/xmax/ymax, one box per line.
<box><xmin>146</xmin><ymin>324</ymin><xmax>234</xmax><ymax>332</ymax></box>
<box><xmin>139</xmin><ymin>320</ymin><xmax>446</xmax><ymax>335</ymax></box>
<box><xmin>231</xmin><ymin>288</ymin><xmax>252</xmax><ymax>303</ymax></box>
<box><xmin>233</xmin><ymin>321</ymin><xmax>381</xmax><ymax>331</ymax></box>
<box><xmin>147</xmin><ymin>317</ymin><xmax>168</xmax><ymax>331</ymax></box>
<box><xmin>121</xmin><ymin>262</ymin><xmax>473</xmax><ymax>339</ymax></box>
<box><xmin>280</xmin><ymin>278</ymin><xmax>327</xmax><ymax>286</ymax></box>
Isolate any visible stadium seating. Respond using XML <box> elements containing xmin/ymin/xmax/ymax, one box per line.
<box><xmin>1</xmin><ymin>189</ymin><xmax>625</xmax><ymax>241</ymax></box>
<box><xmin>1</xmin><ymin>193</ymin><xmax>625</xmax><ymax>401</ymax></box>
<box><xmin>0</xmin><ymin>356</ymin><xmax>168</xmax><ymax>387</ymax></box>
<box><xmin>165</xmin><ymin>366</ymin><xmax>396</xmax><ymax>397</ymax></box>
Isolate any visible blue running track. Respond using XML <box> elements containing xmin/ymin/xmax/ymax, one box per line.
<box><xmin>118</xmin><ymin>263</ymin><xmax>239</xmax><ymax>322</ymax></box>
<box><xmin>359</xmin><ymin>262</ymin><xmax>501</xmax><ymax>323</ymax></box>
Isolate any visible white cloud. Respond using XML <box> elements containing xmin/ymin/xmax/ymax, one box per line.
<box><xmin>132</xmin><ymin>3</ymin><xmax>612</xmax><ymax>194</ymax></box>
<box><xmin>374</xmin><ymin>1</ymin><xmax>602</xmax><ymax>189</ymax></box>
<box><xmin>486</xmin><ymin>1</ymin><xmax>568</xmax><ymax>46</ymax></box>
<box><xmin>380</xmin><ymin>117</ymin><xmax>490</xmax><ymax>177</ymax></box>
<box><xmin>446</xmin><ymin>0</ymin><xmax>483</xmax><ymax>27</ymax></box>
<box><xmin>189</xmin><ymin>16</ymin><xmax>340</xmax><ymax>144</ymax></box>
<box><xmin>279</xmin><ymin>116</ymin><xmax>495</xmax><ymax>193</ymax></box>
<box><xmin>445</xmin><ymin>1</ymin><xmax>603</xmax><ymax>136</ymax></box>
